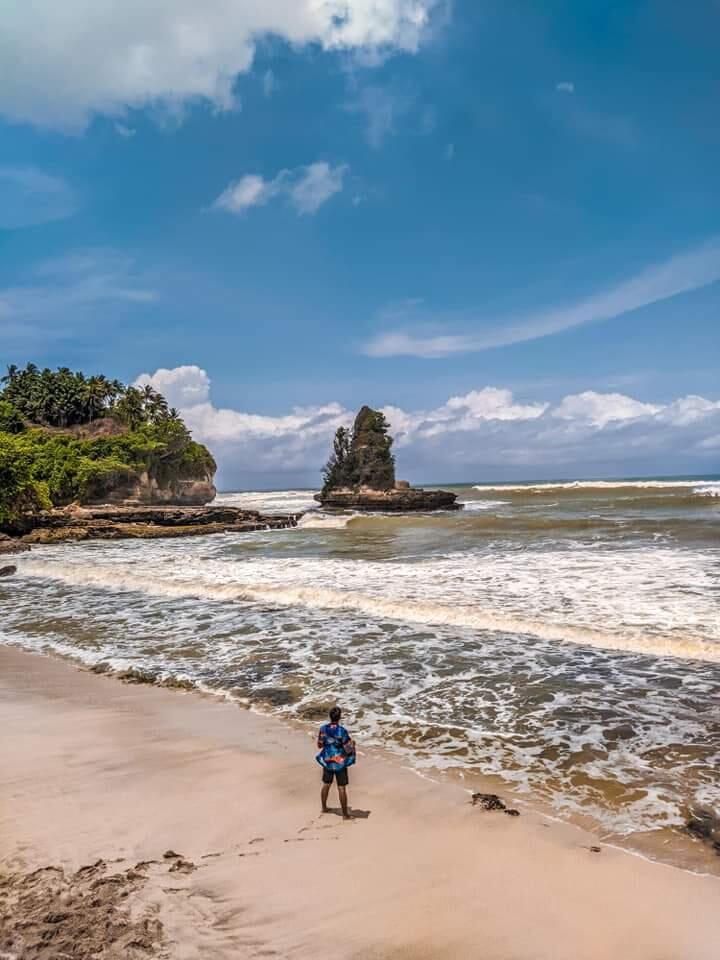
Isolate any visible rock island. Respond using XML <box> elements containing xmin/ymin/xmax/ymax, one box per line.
<box><xmin>315</xmin><ymin>405</ymin><xmax>460</xmax><ymax>512</ymax></box>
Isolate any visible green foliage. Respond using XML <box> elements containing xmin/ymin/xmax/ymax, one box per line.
<box><xmin>0</xmin><ymin>363</ymin><xmax>216</xmax><ymax>516</ymax></box>
<box><xmin>0</xmin><ymin>399</ymin><xmax>24</xmax><ymax>434</ymax></box>
<box><xmin>322</xmin><ymin>425</ymin><xmax>351</xmax><ymax>493</ymax></box>
<box><xmin>1</xmin><ymin>363</ymin><xmax>124</xmax><ymax>427</ymax></box>
<box><xmin>1</xmin><ymin>363</ymin><xmax>182</xmax><ymax>430</ymax></box>
<box><xmin>0</xmin><ymin>434</ymin><xmax>34</xmax><ymax>523</ymax></box>
<box><xmin>321</xmin><ymin>406</ymin><xmax>396</xmax><ymax>493</ymax></box>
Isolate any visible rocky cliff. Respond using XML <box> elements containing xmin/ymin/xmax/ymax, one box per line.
<box><xmin>90</xmin><ymin>468</ymin><xmax>217</xmax><ymax>507</ymax></box>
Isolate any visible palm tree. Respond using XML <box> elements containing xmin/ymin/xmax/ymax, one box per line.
<box><xmin>84</xmin><ymin>375</ymin><xmax>111</xmax><ymax>421</ymax></box>
<box><xmin>1</xmin><ymin>364</ymin><xmax>18</xmax><ymax>386</ymax></box>
<box><xmin>114</xmin><ymin>387</ymin><xmax>145</xmax><ymax>429</ymax></box>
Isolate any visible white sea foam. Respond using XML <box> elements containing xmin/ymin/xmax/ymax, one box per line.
<box><xmin>297</xmin><ymin>512</ymin><xmax>354</xmax><ymax>530</ymax></box>
<box><xmin>213</xmin><ymin>489</ymin><xmax>317</xmax><ymax>513</ymax></box>
<box><xmin>457</xmin><ymin>499</ymin><xmax>508</xmax><ymax>512</ymax></box>
<box><xmin>15</xmin><ymin>539</ymin><xmax>720</xmax><ymax>663</ymax></box>
<box><xmin>472</xmin><ymin>479</ymin><xmax>720</xmax><ymax>494</ymax></box>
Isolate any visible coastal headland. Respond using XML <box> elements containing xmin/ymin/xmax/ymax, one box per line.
<box><xmin>1</xmin><ymin>646</ymin><xmax>718</xmax><ymax>960</ymax></box>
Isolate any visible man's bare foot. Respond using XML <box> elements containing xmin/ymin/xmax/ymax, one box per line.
<box><xmin>321</xmin><ymin>806</ymin><xmax>330</xmax><ymax>814</ymax></box>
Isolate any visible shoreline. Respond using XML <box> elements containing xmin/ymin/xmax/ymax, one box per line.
<box><xmin>4</xmin><ymin>633</ymin><xmax>720</xmax><ymax>879</ymax></box>
<box><xmin>2</xmin><ymin>645</ymin><xmax>719</xmax><ymax>959</ymax></box>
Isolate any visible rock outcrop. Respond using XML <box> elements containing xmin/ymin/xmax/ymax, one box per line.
<box><xmin>0</xmin><ymin>533</ymin><xmax>30</xmax><ymax>555</ymax></box>
<box><xmin>2</xmin><ymin>505</ymin><xmax>300</xmax><ymax>545</ymax></box>
<box><xmin>316</xmin><ymin>485</ymin><xmax>460</xmax><ymax>512</ymax></box>
<box><xmin>317</xmin><ymin>405</ymin><xmax>460</xmax><ymax>512</ymax></box>
<box><xmin>92</xmin><ymin>470</ymin><xmax>217</xmax><ymax>507</ymax></box>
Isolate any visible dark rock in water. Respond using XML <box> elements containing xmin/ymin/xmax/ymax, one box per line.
<box><xmin>0</xmin><ymin>564</ymin><xmax>16</xmax><ymax>577</ymax></box>
<box><xmin>116</xmin><ymin>667</ymin><xmax>158</xmax><ymax>685</ymax></box>
<box><xmin>2</xmin><ymin>504</ymin><xmax>299</xmax><ymax>545</ymax></box>
<box><xmin>163</xmin><ymin>850</ymin><xmax>182</xmax><ymax>860</ymax></box>
<box><xmin>315</xmin><ymin>486</ymin><xmax>460</xmax><ymax>513</ymax></box>
<box><xmin>0</xmin><ymin>533</ymin><xmax>30</xmax><ymax>555</ymax></box>
<box><xmin>686</xmin><ymin>808</ymin><xmax>720</xmax><ymax>854</ymax></box>
<box><xmin>160</xmin><ymin>676</ymin><xmax>196</xmax><ymax>691</ymax></box>
<box><xmin>504</xmin><ymin>809</ymin><xmax>520</xmax><ymax>817</ymax></box>
<box><xmin>472</xmin><ymin>793</ymin><xmax>506</xmax><ymax>811</ymax></box>
<box><xmin>168</xmin><ymin>858</ymin><xmax>196</xmax><ymax>874</ymax></box>
<box><xmin>589</xmin><ymin>846</ymin><xmax>602</xmax><ymax>853</ymax></box>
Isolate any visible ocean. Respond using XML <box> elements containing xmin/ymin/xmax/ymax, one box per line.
<box><xmin>3</xmin><ymin>477</ymin><xmax>720</xmax><ymax>869</ymax></box>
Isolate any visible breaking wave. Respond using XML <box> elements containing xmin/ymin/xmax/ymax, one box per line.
<box><xmin>16</xmin><ymin>558</ymin><xmax>720</xmax><ymax>664</ymax></box>
<box><xmin>472</xmin><ymin>479</ymin><xmax>720</xmax><ymax>497</ymax></box>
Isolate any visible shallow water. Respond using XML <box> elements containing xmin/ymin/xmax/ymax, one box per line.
<box><xmin>3</xmin><ymin>477</ymin><xmax>720</xmax><ymax>869</ymax></box>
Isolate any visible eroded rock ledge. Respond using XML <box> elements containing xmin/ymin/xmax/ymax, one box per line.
<box><xmin>2</xmin><ymin>505</ymin><xmax>299</xmax><ymax>546</ymax></box>
<box><xmin>314</xmin><ymin>486</ymin><xmax>460</xmax><ymax>512</ymax></box>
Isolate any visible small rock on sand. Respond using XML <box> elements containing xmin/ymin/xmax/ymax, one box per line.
<box><xmin>472</xmin><ymin>793</ymin><xmax>506</xmax><ymax>811</ymax></box>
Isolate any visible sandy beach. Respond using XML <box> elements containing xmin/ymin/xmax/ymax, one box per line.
<box><xmin>1</xmin><ymin>646</ymin><xmax>719</xmax><ymax>960</ymax></box>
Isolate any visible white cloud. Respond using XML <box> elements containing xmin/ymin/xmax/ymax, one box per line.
<box><xmin>363</xmin><ymin>238</ymin><xmax>720</xmax><ymax>357</ymax></box>
<box><xmin>137</xmin><ymin>365</ymin><xmax>720</xmax><ymax>485</ymax></box>
<box><xmin>0</xmin><ymin>1</ymin><xmax>438</xmax><ymax>131</ymax></box>
<box><xmin>551</xmin><ymin>391</ymin><xmax>661</xmax><ymax>428</ymax></box>
<box><xmin>134</xmin><ymin>365</ymin><xmax>211</xmax><ymax>407</ymax></box>
<box><xmin>288</xmin><ymin>162</ymin><xmax>348</xmax><ymax>214</ymax></box>
<box><xmin>556</xmin><ymin>81</ymin><xmax>575</xmax><ymax>94</ymax></box>
<box><xmin>213</xmin><ymin>161</ymin><xmax>347</xmax><ymax>216</ymax></box>
<box><xmin>0</xmin><ymin>166</ymin><xmax>77</xmax><ymax>229</ymax></box>
<box><xmin>214</xmin><ymin>174</ymin><xmax>276</xmax><ymax>214</ymax></box>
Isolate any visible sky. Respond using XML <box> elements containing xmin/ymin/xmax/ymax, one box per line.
<box><xmin>1</xmin><ymin>0</ymin><xmax>719</xmax><ymax>489</ymax></box>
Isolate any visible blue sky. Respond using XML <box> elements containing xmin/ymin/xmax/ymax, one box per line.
<box><xmin>1</xmin><ymin>1</ymin><xmax>719</xmax><ymax>487</ymax></box>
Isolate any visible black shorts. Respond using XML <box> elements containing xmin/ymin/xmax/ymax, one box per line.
<box><xmin>322</xmin><ymin>767</ymin><xmax>349</xmax><ymax>787</ymax></box>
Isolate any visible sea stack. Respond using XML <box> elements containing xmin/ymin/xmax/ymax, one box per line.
<box><xmin>315</xmin><ymin>405</ymin><xmax>460</xmax><ymax>512</ymax></box>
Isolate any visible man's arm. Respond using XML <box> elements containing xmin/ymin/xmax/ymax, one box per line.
<box><xmin>317</xmin><ymin>727</ymin><xmax>325</xmax><ymax>750</ymax></box>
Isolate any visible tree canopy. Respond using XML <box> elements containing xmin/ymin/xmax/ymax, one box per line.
<box><xmin>322</xmin><ymin>406</ymin><xmax>396</xmax><ymax>493</ymax></box>
<box><xmin>0</xmin><ymin>363</ymin><xmax>215</xmax><ymax>525</ymax></box>
<box><xmin>0</xmin><ymin>363</ymin><xmax>179</xmax><ymax>430</ymax></box>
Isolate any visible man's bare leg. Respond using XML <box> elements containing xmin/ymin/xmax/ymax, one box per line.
<box><xmin>321</xmin><ymin>783</ymin><xmax>331</xmax><ymax>813</ymax></box>
<box><xmin>338</xmin><ymin>785</ymin><xmax>352</xmax><ymax>820</ymax></box>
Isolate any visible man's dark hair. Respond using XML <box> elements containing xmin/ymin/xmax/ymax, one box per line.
<box><xmin>329</xmin><ymin>706</ymin><xmax>342</xmax><ymax>723</ymax></box>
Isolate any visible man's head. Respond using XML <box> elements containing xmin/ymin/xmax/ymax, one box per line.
<box><xmin>329</xmin><ymin>706</ymin><xmax>342</xmax><ymax>724</ymax></box>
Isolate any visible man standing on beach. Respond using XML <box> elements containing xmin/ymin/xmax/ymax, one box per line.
<box><xmin>317</xmin><ymin>707</ymin><xmax>355</xmax><ymax>820</ymax></box>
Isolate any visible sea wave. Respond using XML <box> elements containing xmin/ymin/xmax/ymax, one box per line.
<box><xmin>213</xmin><ymin>489</ymin><xmax>316</xmax><ymax>513</ymax></box>
<box><xmin>472</xmin><ymin>479</ymin><xmax>720</xmax><ymax>496</ymax></box>
<box><xmin>297</xmin><ymin>512</ymin><xmax>354</xmax><ymax>530</ymax></box>
<box><xmin>16</xmin><ymin>558</ymin><xmax>720</xmax><ymax>664</ymax></box>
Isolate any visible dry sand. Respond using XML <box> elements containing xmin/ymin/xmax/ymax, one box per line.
<box><xmin>1</xmin><ymin>645</ymin><xmax>718</xmax><ymax>959</ymax></box>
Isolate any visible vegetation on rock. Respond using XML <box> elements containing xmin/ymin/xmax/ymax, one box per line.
<box><xmin>0</xmin><ymin>363</ymin><xmax>216</xmax><ymax>525</ymax></box>
<box><xmin>322</xmin><ymin>405</ymin><xmax>395</xmax><ymax>493</ymax></box>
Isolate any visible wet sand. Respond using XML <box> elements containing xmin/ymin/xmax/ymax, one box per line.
<box><xmin>1</xmin><ymin>646</ymin><xmax>719</xmax><ymax>959</ymax></box>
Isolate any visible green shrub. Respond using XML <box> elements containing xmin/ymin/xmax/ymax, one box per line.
<box><xmin>1</xmin><ymin>363</ymin><xmax>216</xmax><ymax>513</ymax></box>
<box><xmin>0</xmin><ymin>399</ymin><xmax>24</xmax><ymax>434</ymax></box>
<box><xmin>0</xmin><ymin>434</ymin><xmax>34</xmax><ymax>523</ymax></box>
